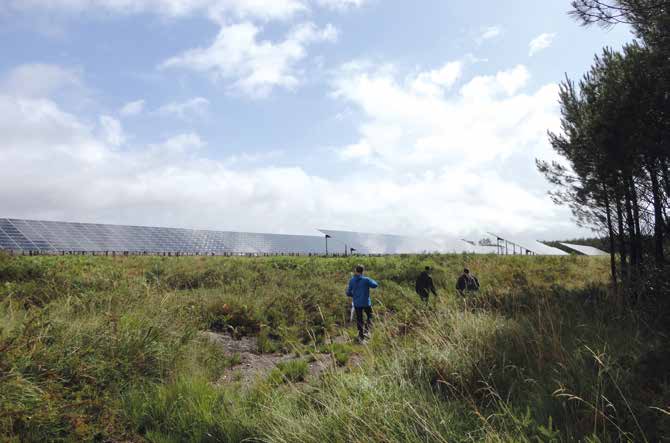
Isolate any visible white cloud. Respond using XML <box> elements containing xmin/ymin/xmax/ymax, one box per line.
<box><xmin>0</xmin><ymin>57</ymin><xmax>583</xmax><ymax>239</ymax></box>
<box><xmin>410</xmin><ymin>61</ymin><xmax>463</xmax><ymax>96</ymax></box>
<box><xmin>0</xmin><ymin>95</ymin><xmax>108</xmax><ymax>167</ymax></box>
<box><xmin>1</xmin><ymin>63</ymin><xmax>81</xmax><ymax>98</ymax></box>
<box><xmin>161</xmin><ymin>22</ymin><xmax>338</xmax><ymax>97</ymax></box>
<box><xmin>162</xmin><ymin>132</ymin><xmax>204</xmax><ymax>151</ymax></box>
<box><xmin>337</xmin><ymin>62</ymin><xmax>544</xmax><ymax>169</ymax></box>
<box><xmin>157</xmin><ymin>97</ymin><xmax>209</xmax><ymax>119</ymax></box>
<box><xmin>5</xmin><ymin>0</ymin><xmax>365</xmax><ymax>23</ymax></box>
<box><xmin>317</xmin><ymin>0</ymin><xmax>366</xmax><ymax>10</ymax></box>
<box><xmin>459</xmin><ymin>64</ymin><xmax>530</xmax><ymax>99</ymax></box>
<box><xmin>529</xmin><ymin>33</ymin><xmax>556</xmax><ymax>56</ymax></box>
<box><xmin>6</xmin><ymin>3</ymin><xmax>343</xmax><ymax>99</ymax></box>
<box><xmin>478</xmin><ymin>26</ymin><xmax>502</xmax><ymax>43</ymax></box>
<box><xmin>119</xmin><ymin>99</ymin><xmax>145</xmax><ymax>117</ymax></box>
<box><xmin>207</xmin><ymin>0</ymin><xmax>308</xmax><ymax>23</ymax></box>
<box><xmin>98</xmin><ymin>115</ymin><xmax>125</xmax><ymax>147</ymax></box>
<box><xmin>327</xmin><ymin>61</ymin><xmax>570</xmax><ymax>235</ymax></box>
<box><xmin>0</xmin><ymin>93</ymin><xmax>326</xmax><ymax>234</ymax></box>
<box><xmin>339</xmin><ymin>141</ymin><xmax>372</xmax><ymax>160</ymax></box>
<box><xmin>147</xmin><ymin>133</ymin><xmax>205</xmax><ymax>159</ymax></box>
<box><xmin>5</xmin><ymin>0</ymin><xmax>309</xmax><ymax>22</ymax></box>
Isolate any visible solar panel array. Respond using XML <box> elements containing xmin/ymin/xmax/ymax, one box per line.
<box><xmin>0</xmin><ymin>218</ymin><xmax>325</xmax><ymax>255</ymax></box>
<box><xmin>488</xmin><ymin>232</ymin><xmax>569</xmax><ymax>256</ymax></box>
<box><xmin>319</xmin><ymin>229</ymin><xmax>489</xmax><ymax>255</ymax></box>
<box><xmin>560</xmin><ymin>243</ymin><xmax>608</xmax><ymax>256</ymax></box>
<box><xmin>0</xmin><ymin>218</ymin><xmax>585</xmax><ymax>257</ymax></box>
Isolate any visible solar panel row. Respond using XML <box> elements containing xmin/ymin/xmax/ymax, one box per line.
<box><xmin>0</xmin><ymin>218</ymin><xmax>582</xmax><ymax>257</ymax></box>
<box><xmin>318</xmin><ymin>229</ymin><xmax>488</xmax><ymax>255</ymax></box>
<box><xmin>488</xmin><ymin>232</ymin><xmax>569</xmax><ymax>256</ymax></box>
<box><xmin>0</xmin><ymin>218</ymin><xmax>325</xmax><ymax>255</ymax></box>
<box><xmin>560</xmin><ymin>243</ymin><xmax>608</xmax><ymax>256</ymax></box>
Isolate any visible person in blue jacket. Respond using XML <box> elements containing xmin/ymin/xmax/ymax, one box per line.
<box><xmin>346</xmin><ymin>264</ymin><xmax>379</xmax><ymax>341</ymax></box>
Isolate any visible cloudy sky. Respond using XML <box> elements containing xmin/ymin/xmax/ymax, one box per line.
<box><xmin>0</xmin><ymin>1</ymin><xmax>632</xmax><ymax>240</ymax></box>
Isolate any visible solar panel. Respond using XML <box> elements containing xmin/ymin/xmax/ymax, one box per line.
<box><xmin>488</xmin><ymin>232</ymin><xmax>569</xmax><ymax>256</ymax></box>
<box><xmin>217</xmin><ymin>232</ymin><xmax>325</xmax><ymax>254</ymax></box>
<box><xmin>0</xmin><ymin>217</ymin><xmax>577</xmax><ymax>257</ymax></box>
<box><xmin>0</xmin><ymin>224</ymin><xmax>20</xmax><ymax>250</ymax></box>
<box><xmin>318</xmin><ymin>229</ymin><xmax>483</xmax><ymax>255</ymax></box>
<box><xmin>0</xmin><ymin>219</ymin><xmax>37</xmax><ymax>250</ymax></box>
<box><xmin>0</xmin><ymin>218</ymin><xmax>329</xmax><ymax>255</ymax></box>
<box><xmin>560</xmin><ymin>243</ymin><xmax>608</xmax><ymax>256</ymax></box>
<box><xmin>5</xmin><ymin>219</ymin><xmax>54</xmax><ymax>251</ymax></box>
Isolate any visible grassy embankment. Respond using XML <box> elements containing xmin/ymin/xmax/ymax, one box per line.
<box><xmin>1</xmin><ymin>253</ymin><xmax>668</xmax><ymax>442</ymax></box>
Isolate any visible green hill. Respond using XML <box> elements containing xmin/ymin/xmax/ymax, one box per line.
<box><xmin>1</xmin><ymin>253</ymin><xmax>668</xmax><ymax>442</ymax></box>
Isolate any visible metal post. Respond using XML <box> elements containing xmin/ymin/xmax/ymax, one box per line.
<box><xmin>325</xmin><ymin>234</ymin><xmax>331</xmax><ymax>256</ymax></box>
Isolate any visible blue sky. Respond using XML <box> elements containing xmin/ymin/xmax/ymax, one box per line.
<box><xmin>0</xmin><ymin>0</ymin><xmax>633</xmax><ymax>240</ymax></box>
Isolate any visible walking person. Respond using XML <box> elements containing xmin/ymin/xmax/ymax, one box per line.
<box><xmin>415</xmin><ymin>266</ymin><xmax>438</xmax><ymax>304</ymax></box>
<box><xmin>346</xmin><ymin>264</ymin><xmax>379</xmax><ymax>342</ymax></box>
<box><xmin>456</xmin><ymin>268</ymin><xmax>480</xmax><ymax>296</ymax></box>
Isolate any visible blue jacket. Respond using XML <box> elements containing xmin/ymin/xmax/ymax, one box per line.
<box><xmin>346</xmin><ymin>274</ymin><xmax>379</xmax><ymax>308</ymax></box>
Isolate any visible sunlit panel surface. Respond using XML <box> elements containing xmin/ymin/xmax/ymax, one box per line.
<box><xmin>560</xmin><ymin>243</ymin><xmax>608</xmax><ymax>256</ymax></box>
<box><xmin>1</xmin><ymin>218</ymin><xmax>574</xmax><ymax>257</ymax></box>
<box><xmin>319</xmin><ymin>229</ymin><xmax>484</xmax><ymax>254</ymax></box>
<box><xmin>488</xmin><ymin>232</ymin><xmax>569</xmax><ymax>256</ymax></box>
<box><xmin>0</xmin><ymin>218</ymin><xmax>325</xmax><ymax>255</ymax></box>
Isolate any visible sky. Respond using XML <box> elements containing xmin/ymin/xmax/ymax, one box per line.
<box><xmin>0</xmin><ymin>0</ymin><xmax>634</xmax><ymax>240</ymax></box>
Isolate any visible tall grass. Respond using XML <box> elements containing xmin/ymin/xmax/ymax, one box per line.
<box><xmin>0</xmin><ymin>252</ymin><xmax>668</xmax><ymax>441</ymax></box>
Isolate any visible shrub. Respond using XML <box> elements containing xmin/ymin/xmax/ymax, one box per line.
<box><xmin>0</xmin><ymin>256</ymin><xmax>46</xmax><ymax>283</ymax></box>
<box><xmin>257</xmin><ymin>327</ymin><xmax>282</xmax><ymax>353</ymax></box>
<box><xmin>204</xmin><ymin>298</ymin><xmax>261</xmax><ymax>336</ymax></box>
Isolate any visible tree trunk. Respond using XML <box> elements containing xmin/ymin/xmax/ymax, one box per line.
<box><xmin>624</xmin><ymin>176</ymin><xmax>637</xmax><ymax>271</ymax></box>
<box><xmin>625</xmin><ymin>174</ymin><xmax>642</xmax><ymax>302</ymax></box>
<box><xmin>647</xmin><ymin>160</ymin><xmax>666</xmax><ymax>265</ymax></box>
<box><xmin>623</xmin><ymin>175</ymin><xmax>638</xmax><ymax>301</ymax></box>
<box><xmin>629</xmin><ymin>176</ymin><xmax>643</xmax><ymax>268</ymax></box>
<box><xmin>661</xmin><ymin>158</ymin><xmax>670</xmax><ymax>199</ymax></box>
<box><xmin>661</xmin><ymin>158</ymin><xmax>670</xmax><ymax>234</ymax></box>
<box><xmin>615</xmin><ymin>188</ymin><xmax>628</xmax><ymax>285</ymax></box>
<box><xmin>603</xmin><ymin>185</ymin><xmax>618</xmax><ymax>287</ymax></box>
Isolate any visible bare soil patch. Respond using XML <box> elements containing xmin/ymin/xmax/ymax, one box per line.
<box><xmin>201</xmin><ymin>331</ymin><xmax>343</xmax><ymax>385</ymax></box>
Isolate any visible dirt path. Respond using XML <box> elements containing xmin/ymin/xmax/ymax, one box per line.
<box><xmin>200</xmin><ymin>331</ymin><xmax>345</xmax><ymax>385</ymax></box>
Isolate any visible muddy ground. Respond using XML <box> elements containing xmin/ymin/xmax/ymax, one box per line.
<box><xmin>201</xmin><ymin>331</ymin><xmax>362</xmax><ymax>385</ymax></box>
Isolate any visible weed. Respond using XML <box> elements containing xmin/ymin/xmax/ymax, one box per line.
<box><xmin>267</xmin><ymin>360</ymin><xmax>309</xmax><ymax>385</ymax></box>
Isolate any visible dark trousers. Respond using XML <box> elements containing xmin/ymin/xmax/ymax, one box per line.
<box><xmin>355</xmin><ymin>306</ymin><xmax>373</xmax><ymax>338</ymax></box>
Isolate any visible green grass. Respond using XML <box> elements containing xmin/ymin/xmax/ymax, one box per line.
<box><xmin>267</xmin><ymin>360</ymin><xmax>309</xmax><ymax>385</ymax></box>
<box><xmin>0</xmin><ymin>252</ymin><xmax>668</xmax><ymax>442</ymax></box>
<box><xmin>317</xmin><ymin>342</ymin><xmax>355</xmax><ymax>366</ymax></box>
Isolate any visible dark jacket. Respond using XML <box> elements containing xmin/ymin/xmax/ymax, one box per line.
<box><xmin>346</xmin><ymin>274</ymin><xmax>379</xmax><ymax>308</ymax></box>
<box><xmin>415</xmin><ymin>271</ymin><xmax>437</xmax><ymax>297</ymax></box>
<box><xmin>456</xmin><ymin>274</ymin><xmax>480</xmax><ymax>292</ymax></box>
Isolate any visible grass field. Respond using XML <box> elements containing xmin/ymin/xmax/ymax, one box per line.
<box><xmin>1</xmin><ymin>253</ymin><xmax>668</xmax><ymax>442</ymax></box>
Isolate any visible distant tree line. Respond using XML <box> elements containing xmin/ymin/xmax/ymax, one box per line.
<box><xmin>538</xmin><ymin>0</ymin><xmax>669</xmax><ymax>298</ymax></box>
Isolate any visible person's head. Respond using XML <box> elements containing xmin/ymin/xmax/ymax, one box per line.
<box><xmin>425</xmin><ymin>266</ymin><xmax>431</xmax><ymax>273</ymax></box>
<box><xmin>463</xmin><ymin>268</ymin><xmax>470</xmax><ymax>275</ymax></box>
<box><xmin>355</xmin><ymin>264</ymin><xmax>364</xmax><ymax>275</ymax></box>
